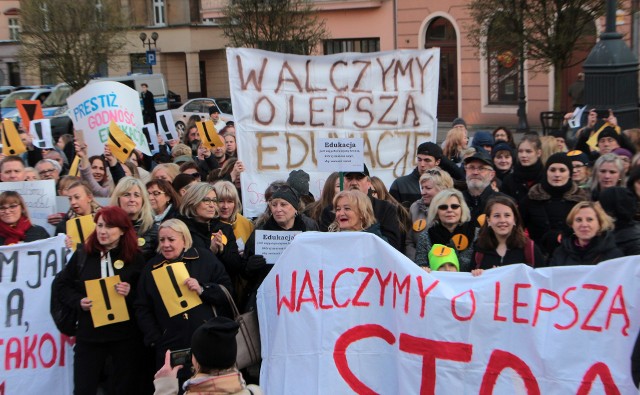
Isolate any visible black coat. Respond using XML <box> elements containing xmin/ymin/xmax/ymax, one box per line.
<box><xmin>520</xmin><ymin>182</ymin><xmax>589</xmax><ymax>257</ymax></box>
<box><xmin>389</xmin><ymin>168</ymin><xmax>421</xmax><ymax>209</ymax></box>
<box><xmin>612</xmin><ymin>224</ymin><xmax>640</xmax><ymax>256</ymax></box>
<box><xmin>134</xmin><ymin>219</ymin><xmax>159</xmax><ymax>261</ymax></box>
<box><xmin>472</xmin><ymin>240</ymin><xmax>545</xmax><ymax>269</ymax></box>
<box><xmin>0</xmin><ymin>224</ymin><xmax>50</xmax><ymax>245</ymax></box>
<box><xmin>462</xmin><ymin>187</ymin><xmax>502</xmax><ymax>226</ymax></box>
<box><xmin>53</xmin><ymin>245</ymin><xmax>144</xmax><ymax>342</ymax></box>
<box><xmin>500</xmin><ymin>162</ymin><xmax>545</xmax><ymax>205</ymax></box>
<box><xmin>135</xmin><ymin>247</ymin><xmax>233</xmax><ymax>351</ymax></box>
<box><xmin>549</xmin><ymin>232</ymin><xmax>624</xmax><ymax>266</ymax></box>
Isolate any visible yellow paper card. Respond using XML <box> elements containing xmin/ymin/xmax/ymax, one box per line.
<box><xmin>66</xmin><ymin>215</ymin><xmax>96</xmax><ymax>251</ymax></box>
<box><xmin>68</xmin><ymin>155</ymin><xmax>81</xmax><ymax>177</ymax></box>
<box><xmin>151</xmin><ymin>262</ymin><xmax>202</xmax><ymax>317</ymax></box>
<box><xmin>586</xmin><ymin>122</ymin><xmax>621</xmax><ymax>151</ymax></box>
<box><xmin>1</xmin><ymin>119</ymin><xmax>27</xmax><ymax>156</ymax></box>
<box><xmin>85</xmin><ymin>275</ymin><xmax>130</xmax><ymax>328</ymax></box>
<box><xmin>196</xmin><ymin>120</ymin><xmax>224</xmax><ymax>149</ymax></box>
<box><xmin>107</xmin><ymin>121</ymin><xmax>135</xmax><ymax>163</ymax></box>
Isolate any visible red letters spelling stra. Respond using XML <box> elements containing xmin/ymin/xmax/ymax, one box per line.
<box><xmin>275</xmin><ymin>269</ymin><xmax>631</xmax><ymax>335</ymax></box>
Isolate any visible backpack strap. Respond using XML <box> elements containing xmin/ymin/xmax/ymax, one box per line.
<box><xmin>474</xmin><ymin>252</ymin><xmax>484</xmax><ymax>269</ymax></box>
<box><xmin>524</xmin><ymin>238</ymin><xmax>535</xmax><ymax>267</ymax></box>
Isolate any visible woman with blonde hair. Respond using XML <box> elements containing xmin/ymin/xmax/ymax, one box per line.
<box><xmin>150</xmin><ymin>163</ymin><xmax>180</xmax><ymax>183</ymax></box>
<box><xmin>213</xmin><ymin>180</ymin><xmax>254</xmax><ymax>256</ymax></box>
<box><xmin>590</xmin><ymin>153</ymin><xmax>625</xmax><ymax>201</ymax></box>
<box><xmin>442</xmin><ymin>127</ymin><xmax>469</xmax><ymax>166</ymax></box>
<box><xmin>549</xmin><ymin>201</ymin><xmax>623</xmax><ymax>266</ymax></box>
<box><xmin>540</xmin><ymin>135</ymin><xmax>563</xmax><ymax>165</ymax></box>
<box><xmin>414</xmin><ymin>189</ymin><xmax>477</xmax><ymax>271</ymax></box>
<box><xmin>406</xmin><ymin>168</ymin><xmax>454</xmax><ymax>260</ymax></box>
<box><xmin>329</xmin><ymin>190</ymin><xmax>384</xmax><ymax>239</ymax></box>
<box><xmin>110</xmin><ymin>176</ymin><xmax>158</xmax><ymax>260</ymax></box>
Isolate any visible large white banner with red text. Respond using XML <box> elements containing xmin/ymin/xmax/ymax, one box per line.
<box><xmin>227</xmin><ymin>48</ymin><xmax>440</xmax><ymax>217</ymax></box>
<box><xmin>257</xmin><ymin>232</ymin><xmax>640</xmax><ymax>394</ymax></box>
<box><xmin>0</xmin><ymin>235</ymin><xmax>74</xmax><ymax>395</ymax></box>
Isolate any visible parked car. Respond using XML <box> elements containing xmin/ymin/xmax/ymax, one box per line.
<box><xmin>215</xmin><ymin>97</ymin><xmax>233</xmax><ymax>115</ymax></box>
<box><xmin>168</xmin><ymin>90</ymin><xmax>182</xmax><ymax>109</ymax></box>
<box><xmin>0</xmin><ymin>86</ymin><xmax>15</xmax><ymax>101</ymax></box>
<box><xmin>0</xmin><ymin>88</ymin><xmax>51</xmax><ymax>109</ymax></box>
<box><xmin>170</xmin><ymin>98</ymin><xmax>233</xmax><ymax>134</ymax></box>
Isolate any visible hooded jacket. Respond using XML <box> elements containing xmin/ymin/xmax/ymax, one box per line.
<box><xmin>598</xmin><ymin>187</ymin><xmax>640</xmax><ymax>255</ymax></box>
<box><xmin>549</xmin><ymin>232</ymin><xmax>623</xmax><ymax>266</ymax></box>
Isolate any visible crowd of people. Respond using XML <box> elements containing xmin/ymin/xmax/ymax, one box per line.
<box><xmin>1</xmin><ymin>106</ymin><xmax>639</xmax><ymax>394</ymax></box>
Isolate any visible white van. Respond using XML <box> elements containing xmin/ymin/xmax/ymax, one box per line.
<box><xmin>88</xmin><ymin>73</ymin><xmax>168</xmax><ymax>111</ymax></box>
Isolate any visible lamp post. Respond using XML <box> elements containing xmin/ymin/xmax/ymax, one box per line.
<box><xmin>515</xmin><ymin>0</ymin><xmax>529</xmax><ymax>133</ymax></box>
<box><xmin>139</xmin><ymin>32</ymin><xmax>159</xmax><ymax>73</ymax></box>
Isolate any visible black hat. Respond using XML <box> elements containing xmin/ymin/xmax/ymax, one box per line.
<box><xmin>549</xmin><ymin>129</ymin><xmax>567</xmax><ymax>140</ymax></box>
<box><xmin>287</xmin><ymin>169</ymin><xmax>310</xmax><ymax>196</ymax></box>
<box><xmin>491</xmin><ymin>142</ymin><xmax>514</xmax><ymax>159</ymax></box>
<box><xmin>545</xmin><ymin>152</ymin><xmax>573</xmax><ymax>174</ymax></box>
<box><xmin>191</xmin><ymin>317</ymin><xmax>239</xmax><ymax>369</ymax></box>
<box><xmin>417</xmin><ymin>142</ymin><xmax>443</xmax><ymax>160</ymax></box>
<box><xmin>598</xmin><ymin>126</ymin><xmax>620</xmax><ymax>144</ymax></box>
<box><xmin>463</xmin><ymin>151</ymin><xmax>494</xmax><ymax>169</ymax></box>
<box><xmin>344</xmin><ymin>164</ymin><xmax>370</xmax><ymax>178</ymax></box>
<box><xmin>567</xmin><ymin>150</ymin><xmax>590</xmax><ymax>166</ymax></box>
<box><xmin>208</xmin><ymin>106</ymin><xmax>220</xmax><ymax>115</ymax></box>
<box><xmin>452</xmin><ymin>118</ymin><xmax>467</xmax><ymax>128</ymax></box>
<box><xmin>270</xmin><ymin>184</ymin><xmax>300</xmax><ymax>209</ymax></box>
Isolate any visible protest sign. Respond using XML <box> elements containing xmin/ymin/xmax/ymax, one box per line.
<box><xmin>257</xmin><ymin>232</ymin><xmax>640</xmax><ymax>394</ymax></box>
<box><xmin>1</xmin><ymin>119</ymin><xmax>27</xmax><ymax>156</ymax></box>
<box><xmin>142</xmin><ymin>123</ymin><xmax>160</xmax><ymax>154</ymax></box>
<box><xmin>66</xmin><ymin>81</ymin><xmax>150</xmax><ymax>158</ymax></box>
<box><xmin>16</xmin><ymin>100</ymin><xmax>44</xmax><ymax>131</ymax></box>
<box><xmin>227</xmin><ymin>48</ymin><xmax>440</xmax><ymax>217</ymax></box>
<box><xmin>65</xmin><ymin>214</ymin><xmax>95</xmax><ymax>250</ymax></box>
<box><xmin>197</xmin><ymin>120</ymin><xmax>224</xmax><ymax>149</ymax></box>
<box><xmin>107</xmin><ymin>121</ymin><xmax>135</xmax><ymax>163</ymax></box>
<box><xmin>68</xmin><ymin>155</ymin><xmax>80</xmax><ymax>177</ymax></box>
<box><xmin>85</xmin><ymin>275</ymin><xmax>130</xmax><ymax>328</ymax></box>
<box><xmin>30</xmin><ymin>119</ymin><xmax>53</xmax><ymax>149</ymax></box>
<box><xmin>0</xmin><ymin>235</ymin><xmax>74</xmax><ymax>394</ymax></box>
<box><xmin>156</xmin><ymin>110</ymin><xmax>179</xmax><ymax>142</ymax></box>
<box><xmin>255</xmin><ymin>230</ymin><xmax>302</xmax><ymax>264</ymax></box>
<box><xmin>0</xmin><ymin>180</ymin><xmax>56</xmax><ymax>235</ymax></box>
<box><xmin>316</xmin><ymin>138</ymin><xmax>364</xmax><ymax>172</ymax></box>
<box><xmin>152</xmin><ymin>262</ymin><xmax>202</xmax><ymax>317</ymax></box>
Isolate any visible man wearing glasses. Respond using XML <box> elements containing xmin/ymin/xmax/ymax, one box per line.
<box><xmin>35</xmin><ymin>159</ymin><xmax>61</xmax><ymax>183</ymax></box>
<box><xmin>462</xmin><ymin>152</ymin><xmax>501</xmax><ymax>225</ymax></box>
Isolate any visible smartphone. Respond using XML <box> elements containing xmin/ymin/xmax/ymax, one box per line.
<box><xmin>74</xmin><ymin>129</ymin><xmax>85</xmax><ymax>147</ymax></box>
<box><xmin>170</xmin><ymin>348</ymin><xmax>191</xmax><ymax>367</ymax></box>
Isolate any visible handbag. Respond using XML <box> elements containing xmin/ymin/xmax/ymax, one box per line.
<box><xmin>217</xmin><ymin>285</ymin><xmax>262</xmax><ymax>369</ymax></box>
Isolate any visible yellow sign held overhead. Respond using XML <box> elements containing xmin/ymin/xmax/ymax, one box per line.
<box><xmin>107</xmin><ymin>121</ymin><xmax>135</xmax><ymax>163</ymax></box>
<box><xmin>1</xmin><ymin>119</ymin><xmax>27</xmax><ymax>157</ymax></box>
<box><xmin>151</xmin><ymin>262</ymin><xmax>202</xmax><ymax>317</ymax></box>
<box><xmin>66</xmin><ymin>215</ymin><xmax>96</xmax><ymax>251</ymax></box>
<box><xmin>197</xmin><ymin>120</ymin><xmax>224</xmax><ymax>149</ymax></box>
<box><xmin>85</xmin><ymin>275</ymin><xmax>130</xmax><ymax>328</ymax></box>
<box><xmin>68</xmin><ymin>155</ymin><xmax>81</xmax><ymax>177</ymax></box>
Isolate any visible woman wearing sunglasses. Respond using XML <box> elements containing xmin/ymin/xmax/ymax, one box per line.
<box><xmin>472</xmin><ymin>195</ymin><xmax>544</xmax><ymax>270</ymax></box>
<box><xmin>414</xmin><ymin>189</ymin><xmax>477</xmax><ymax>272</ymax></box>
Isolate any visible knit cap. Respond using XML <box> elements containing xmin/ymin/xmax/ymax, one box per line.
<box><xmin>428</xmin><ymin>244</ymin><xmax>460</xmax><ymax>271</ymax></box>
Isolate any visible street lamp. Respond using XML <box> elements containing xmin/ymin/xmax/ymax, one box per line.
<box><xmin>139</xmin><ymin>32</ymin><xmax>159</xmax><ymax>50</ymax></box>
<box><xmin>515</xmin><ymin>0</ymin><xmax>529</xmax><ymax>133</ymax></box>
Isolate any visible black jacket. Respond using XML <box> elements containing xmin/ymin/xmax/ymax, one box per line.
<box><xmin>0</xmin><ymin>224</ymin><xmax>49</xmax><ymax>245</ymax></box>
<box><xmin>613</xmin><ymin>224</ymin><xmax>640</xmax><ymax>255</ymax></box>
<box><xmin>135</xmin><ymin>247</ymin><xmax>232</xmax><ymax>351</ymax></box>
<box><xmin>389</xmin><ymin>168</ymin><xmax>421</xmax><ymax>209</ymax></box>
<box><xmin>520</xmin><ymin>182</ymin><xmax>589</xmax><ymax>257</ymax></box>
<box><xmin>462</xmin><ymin>187</ymin><xmax>502</xmax><ymax>226</ymax></box>
<box><xmin>472</xmin><ymin>240</ymin><xmax>545</xmax><ymax>269</ymax></box>
<box><xmin>53</xmin><ymin>245</ymin><xmax>144</xmax><ymax>342</ymax></box>
<box><xmin>134</xmin><ymin>219</ymin><xmax>159</xmax><ymax>261</ymax></box>
<box><xmin>549</xmin><ymin>232</ymin><xmax>624</xmax><ymax>266</ymax></box>
<box><xmin>500</xmin><ymin>162</ymin><xmax>545</xmax><ymax>205</ymax></box>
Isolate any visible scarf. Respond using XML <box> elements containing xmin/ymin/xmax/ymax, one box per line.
<box><xmin>541</xmin><ymin>177</ymin><xmax>573</xmax><ymax>198</ymax></box>
<box><xmin>514</xmin><ymin>160</ymin><xmax>544</xmax><ymax>185</ymax></box>
<box><xmin>0</xmin><ymin>216</ymin><xmax>33</xmax><ymax>245</ymax></box>
<box><xmin>154</xmin><ymin>203</ymin><xmax>173</xmax><ymax>224</ymax></box>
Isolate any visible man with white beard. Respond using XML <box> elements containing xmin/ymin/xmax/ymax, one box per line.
<box><xmin>462</xmin><ymin>152</ymin><xmax>502</xmax><ymax>225</ymax></box>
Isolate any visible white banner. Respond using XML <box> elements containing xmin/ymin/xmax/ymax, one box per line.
<box><xmin>227</xmin><ymin>48</ymin><xmax>440</xmax><ymax>217</ymax></box>
<box><xmin>0</xmin><ymin>235</ymin><xmax>74</xmax><ymax>394</ymax></box>
<box><xmin>66</xmin><ymin>81</ymin><xmax>150</xmax><ymax>158</ymax></box>
<box><xmin>0</xmin><ymin>180</ymin><xmax>56</xmax><ymax>236</ymax></box>
<box><xmin>257</xmin><ymin>232</ymin><xmax>640</xmax><ymax>394</ymax></box>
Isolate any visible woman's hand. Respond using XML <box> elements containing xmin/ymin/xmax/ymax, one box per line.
<box><xmin>80</xmin><ymin>297</ymin><xmax>92</xmax><ymax>311</ymax></box>
<box><xmin>230</xmin><ymin>160</ymin><xmax>245</xmax><ymax>181</ymax></box>
<box><xmin>103</xmin><ymin>145</ymin><xmax>117</xmax><ymax>166</ymax></box>
<box><xmin>210</xmin><ymin>230</ymin><xmax>225</xmax><ymax>255</ymax></box>
<box><xmin>157</xmin><ymin>133</ymin><xmax>165</xmax><ymax>146</ymax></box>
<box><xmin>184</xmin><ymin>277</ymin><xmax>203</xmax><ymax>295</ymax></box>
<box><xmin>471</xmin><ymin>269</ymin><xmax>484</xmax><ymax>277</ymax></box>
<box><xmin>47</xmin><ymin>213</ymin><xmax>64</xmax><ymax>226</ymax></box>
<box><xmin>114</xmin><ymin>282</ymin><xmax>131</xmax><ymax>297</ymax></box>
<box><xmin>154</xmin><ymin>350</ymin><xmax>182</xmax><ymax>380</ymax></box>
<box><xmin>64</xmin><ymin>235</ymin><xmax>73</xmax><ymax>250</ymax></box>
<box><xmin>197</xmin><ymin>144</ymin><xmax>210</xmax><ymax>160</ymax></box>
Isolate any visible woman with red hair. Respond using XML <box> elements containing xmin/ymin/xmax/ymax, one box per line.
<box><xmin>54</xmin><ymin>206</ymin><xmax>146</xmax><ymax>395</ymax></box>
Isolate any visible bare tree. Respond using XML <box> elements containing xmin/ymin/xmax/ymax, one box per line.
<box><xmin>220</xmin><ymin>0</ymin><xmax>328</xmax><ymax>55</ymax></box>
<box><xmin>467</xmin><ymin>0</ymin><xmax>605</xmax><ymax>111</ymax></box>
<box><xmin>18</xmin><ymin>0</ymin><xmax>130</xmax><ymax>90</ymax></box>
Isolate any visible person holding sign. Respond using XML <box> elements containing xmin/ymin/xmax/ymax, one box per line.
<box><xmin>135</xmin><ymin>219</ymin><xmax>233</xmax><ymax>387</ymax></box>
<box><xmin>213</xmin><ymin>180</ymin><xmax>254</xmax><ymax>256</ymax></box>
<box><xmin>414</xmin><ymin>189</ymin><xmax>478</xmax><ymax>272</ymax></box>
<box><xmin>110</xmin><ymin>177</ymin><xmax>159</xmax><ymax>260</ymax></box>
<box><xmin>54</xmin><ymin>180</ymin><xmax>101</xmax><ymax>236</ymax></box>
<box><xmin>53</xmin><ymin>206</ymin><xmax>145</xmax><ymax>395</ymax></box>
<box><xmin>0</xmin><ymin>191</ymin><xmax>49</xmax><ymax>245</ymax></box>
<box><xmin>328</xmin><ymin>190</ymin><xmax>385</xmax><ymax>240</ymax></box>
<box><xmin>472</xmin><ymin>195</ymin><xmax>545</xmax><ymax>269</ymax></box>
<box><xmin>75</xmin><ymin>139</ymin><xmax>123</xmax><ymax>197</ymax></box>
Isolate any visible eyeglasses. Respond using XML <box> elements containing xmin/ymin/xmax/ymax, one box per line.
<box><xmin>465</xmin><ymin>165</ymin><xmax>492</xmax><ymax>173</ymax></box>
<box><xmin>185</xmin><ymin>172</ymin><xmax>201</xmax><ymax>178</ymax></box>
<box><xmin>38</xmin><ymin>168</ymin><xmax>55</xmax><ymax>175</ymax></box>
<box><xmin>148</xmin><ymin>191</ymin><xmax>165</xmax><ymax>197</ymax></box>
<box><xmin>425</xmin><ymin>169</ymin><xmax>442</xmax><ymax>176</ymax></box>
<box><xmin>0</xmin><ymin>204</ymin><xmax>20</xmax><ymax>212</ymax></box>
<box><xmin>572</xmin><ymin>164</ymin><xmax>586</xmax><ymax>170</ymax></box>
<box><xmin>202</xmin><ymin>197</ymin><xmax>218</xmax><ymax>204</ymax></box>
<box><xmin>438</xmin><ymin>204</ymin><xmax>461</xmax><ymax>211</ymax></box>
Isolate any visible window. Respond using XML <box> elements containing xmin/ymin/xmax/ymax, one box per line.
<box><xmin>130</xmin><ymin>53</ymin><xmax>150</xmax><ymax>74</ymax></box>
<box><xmin>323</xmin><ymin>38</ymin><xmax>380</xmax><ymax>55</ymax></box>
<box><xmin>40</xmin><ymin>3</ymin><xmax>49</xmax><ymax>32</ymax></box>
<box><xmin>8</xmin><ymin>18</ymin><xmax>19</xmax><ymax>41</ymax></box>
<box><xmin>486</xmin><ymin>15</ymin><xmax>519</xmax><ymax>105</ymax></box>
<box><xmin>40</xmin><ymin>59</ymin><xmax>57</xmax><ymax>85</ymax></box>
<box><xmin>8</xmin><ymin>63</ymin><xmax>20</xmax><ymax>86</ymax></box>
<box><xmin>153</xmin><ymin>0</ymin><xmax>166</xmax><ymax>26</ymax></box>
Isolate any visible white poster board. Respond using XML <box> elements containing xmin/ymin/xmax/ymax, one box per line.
<box><xmin>258</xmin><ymin>232</ymin><xmax>640</xmax><ymax>394</ymax></box>
<box><xmin>30</xmin><ymin>119</ymin><xmax>53</xmax><ymax>149</ymax></box>
<box><xmin>66</xmin><ymin>81</ymin><xmax>150</xmax><ymax>158</ymax></box>
<box><xmin>227</xmin><ymin>48</ymin><xmax>440</xmax><ymax>217</ymax></box>
<box><xmin>0</xmin><ymin>235</ymin><xmax>74</xmax><ymax>394</ymax></box>
<box><xmin>254</xmin><ymin>230</ymin><xmax>302</xmax><ymax>264</ymax></box>
<box><xmin>0</xmin><ymin>180</ymin><xmax>57</xmax><ymax>236</ymax></box>
<box><xmin>316</xmin><ymin>138</ymin><xmax>364</xmax><ymax>172</ymax></box>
